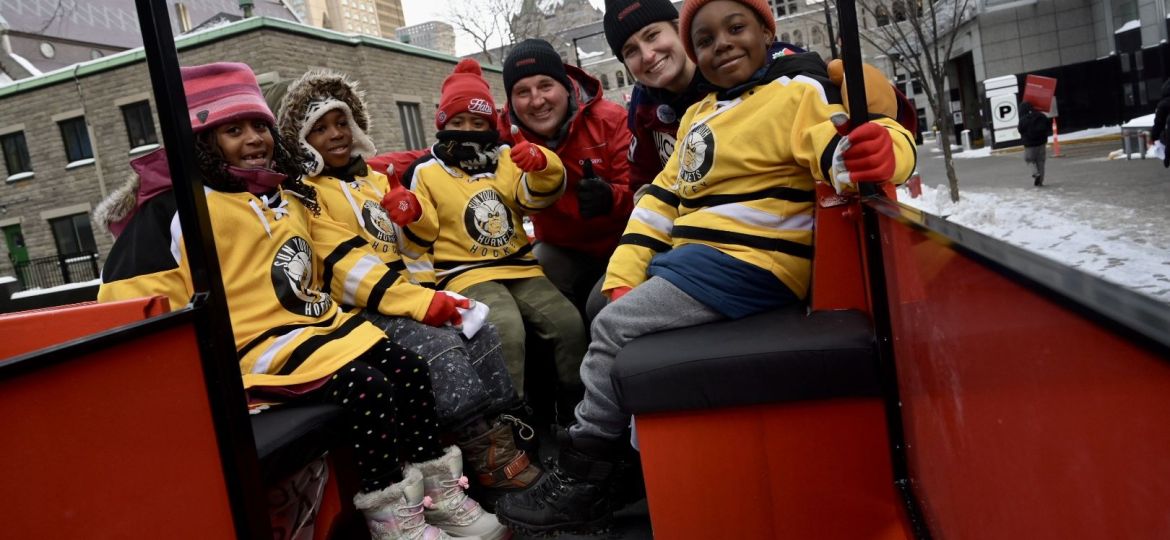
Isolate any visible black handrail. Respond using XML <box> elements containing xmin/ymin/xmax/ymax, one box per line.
<box><xmin>132</xmin><ymin>0</ymin><xmax>270</xmax><ymax>537</ymax></box>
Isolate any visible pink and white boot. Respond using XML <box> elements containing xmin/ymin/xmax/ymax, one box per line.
<box><xmin>353</xmin><ymin>468</ymin><xmax>467</xmax><ymax>540</ymax></box>
<box><xmin>413</xmin><ymin>446</ymin><xmax>511</xmax><ymax>540</ymax></box>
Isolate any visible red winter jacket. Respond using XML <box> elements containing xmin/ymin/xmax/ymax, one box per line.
<box><xmin>499</xmin><ymin>65</ymin><xmax>633</xmax><ymax>260</ymax></box>
<box><xmin>367</xmin><ymin>148</ymin><xmax>431</xmax><ymax>187</ymax></box>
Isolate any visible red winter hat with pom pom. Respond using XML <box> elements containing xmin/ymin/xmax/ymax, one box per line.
<box><xmin>436</xmin><ymin>58</ymin><xmax>497</xmax><ymax>129</ymax></box>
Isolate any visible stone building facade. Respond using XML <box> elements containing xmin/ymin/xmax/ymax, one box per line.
<box><xmin>0</xmin><ymin>16</ymin><xmax>504</xmax><ymax>288</ymax></box>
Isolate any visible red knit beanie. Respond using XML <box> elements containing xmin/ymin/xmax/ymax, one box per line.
<box><xmin>679</xmin><ymin>0</ymin><xmax>776</xmax><ymax>62</ymax></box>
<box><xmin>180</xmin><ymin>62</ymin><xmax>274</xmax><ymax>133</ymax></box>
<box><xmin>436</xmin><ymin>59</ymin><xmax>497</xmax><ymax>129</ymax></box>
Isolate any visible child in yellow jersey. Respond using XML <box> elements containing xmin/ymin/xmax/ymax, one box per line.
<box><xmin>276</xmin><ymin>68</ymin><xmax>543</xmax><ymax>509</ymax></box>
<box><xmin>96</xmin><ymin>63</ymin><xmax>506</xmax><ymax>540</ymax></box>
<box><xmin>393</xmin><ymin>59</ymin><xmax>587</xmax><ymax>428</ymax></box>
<box><xmin>496</xmin><ymin>0</ymin><xmax>918</xmax><ymax>535</ymax></box>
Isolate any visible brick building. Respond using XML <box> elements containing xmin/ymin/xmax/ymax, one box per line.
<box><xmin>0</xmin><ymin>16</ymin><xmax>504</xmax><ymax>290</ymax></box>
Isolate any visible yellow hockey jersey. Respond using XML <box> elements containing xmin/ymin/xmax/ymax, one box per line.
<box><xmin>405</xmin><ymin>145</ymin><xmax>565</xmax><ymax>292</ymax></box>
<box><xmin>99</xmin><ymin>186</ymin><xmax>434</xmax><ymax>388</ymax></box>
<box><xmin>308</xmin><ymin>163</ymin><xmax>440</xmax><ymax>295</ymax></box>
<box><xmin>604</xmin><ymin>53</ymin><xmax>916</xmax><ymax>299</ymax></box>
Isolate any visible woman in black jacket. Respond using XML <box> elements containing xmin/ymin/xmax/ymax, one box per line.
<box><xmin>1018</xmin><ymin>101</ymin><xmax>1052</xmax><ymax>186</ymax></box>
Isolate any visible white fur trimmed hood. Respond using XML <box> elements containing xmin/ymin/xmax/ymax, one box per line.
<box><xmin>276</xmin><ymin>69</ymin><xmax>377</xmax><ymax>177</ymax></box>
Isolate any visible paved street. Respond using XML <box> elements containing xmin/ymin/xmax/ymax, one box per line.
<box><xmin>913</xmin><ymin>137</ymin><xmax>1170</xmax><ymax>248</ymax></box>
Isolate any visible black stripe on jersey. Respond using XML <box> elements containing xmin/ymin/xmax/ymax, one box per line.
<box><xmin>680</xmin><ymin>187</ymin><xmax>814</xmax><ymax>209</ymax></box>
<box><xmin>387</xmin><ymin>259</ymin><xmax>407</xmax><ymax>273</ymax></box>
<box><xmin>279</xmin><ymin>314</ymin><xmax>368</xmax><ymax>375</ymax></box>
<box><xmin>239</xmin><ymin>311</ymin><xmax>339</xmax><ymax>358</ymax></box>
<box><xmin>436</xmin><ymin>259</ymin><xmax>540</xmax><ymax>289</ymax></box>
<box><xmin>366</xmin><ymin>271</ymin><xmax>400</xmax><ymax>309</ymax></box>
<box><xmin>644</xmin><ymin>185</ymin><xmax>680</xmax><ymax>207</ymax></box>
<box><xmin>101</xmin><ymin>191</ymin><xmax>181</xmax><ymax>282</ymax></box>
<box><xmin>433</xmin><ymin>243</ymin><xmax>535</xmax><ymax>270</ymax></box>
<box><xmin>523</xmin><ymin>171</ymin><xmax>566</xmax><ymax>196</ymax></box>
<box><xmin>672</xmin><ymin>225</ymin><xmax>813</xmax><ymax>259</ymax></box>
<box><xmin>417</xmin><ymin>281</ymin><xmax>438</xmax><ymax>289</ymax></box>
<box><xmin>619</xmin><ymin>233</ymin><xmax>671</xmax><ymax>253</ymax></box>
<box><xmin>821</xmin><ymin>133</ymin><xmax>842</xmax><ymax>183</ymax></box>
<box><xmin>895</xmin><ymin>128</ymin><xmax>918</xmax><ymax>179</ymax></box>
<box><xmin>403</xmin><ymin>225</ymin><xmax>435</xmax><ymax>249</ymax></box>
<box><xmin>321</xmin><ymin>236</ymin><xmax>369</xmax><ymax>294</ymax></box>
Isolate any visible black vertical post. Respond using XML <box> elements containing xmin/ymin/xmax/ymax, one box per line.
<box><xmin>836</xmin><ymin>0</ymin><xmax>931</xmax><ymax>537</ymax></box>
<box><xmin>823</xmin><ymin>0</ymin><xmax>839</xmax><ymax>60</ymax></box>
<box><xmin>132</xmin><ymin>0</ymin><xmax>270</xmax><ymax>537</ymax></box>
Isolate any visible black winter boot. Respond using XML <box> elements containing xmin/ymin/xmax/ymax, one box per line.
<box><xmin>495</xmin><ymin>431</ymin><xmax>620</xmax><ymax>536</ymax></box>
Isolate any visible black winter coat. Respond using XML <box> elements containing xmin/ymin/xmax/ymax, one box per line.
<box><xmin>1150</xmin><ymin>80</ymin><xmax>1170</xmax><ymax>144</ymax></box>
<box><xmin>1018</xmin><ymin>102</ymin><xmax>1051</xmax><ymax>147</ymax></box>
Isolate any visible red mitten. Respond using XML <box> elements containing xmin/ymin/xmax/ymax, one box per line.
<box><xmin>381</xmin><ymin>185</ymin><xmax>421</xmax><ymax>226</ymax></box>
<box><xmin>509</xmin><ymin>126</ymin><xmax>548</xmax><ymax>172</ymax></box>
<box><xmin>829</xmin><ymin>117</ymin><xmax>896</xmax><ymax>192</ymax></box>
<box><xmin>422</xmin><ymin>291</ymin><xmax>471</xmax><ymax>327</ymax></box>
<box><xmin>608</xmin><ymin>286</ymin><xmax>631</xmax><ymax>302</ymax></box>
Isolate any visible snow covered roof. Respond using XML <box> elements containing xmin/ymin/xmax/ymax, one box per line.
<box><xmin>1116</xmin><ymin>19</ymin><xmax>1142</xmax><ymax>34</ymax></box>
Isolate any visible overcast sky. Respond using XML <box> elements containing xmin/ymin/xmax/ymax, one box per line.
<box><xmin>399</xmin><ymin>0</ymin><xmax>606</xmax><ymax>56</ymax></box>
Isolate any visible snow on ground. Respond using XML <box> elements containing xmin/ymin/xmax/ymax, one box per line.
<box><xmin>899</xmin><ymin>184</ymin><xmax>1170</xmax><ymax>303</ymax></box>
<box><xmin>9</xmin><ymin>278</ymin><xmax>100</xmax><ymax>299</ymax></box>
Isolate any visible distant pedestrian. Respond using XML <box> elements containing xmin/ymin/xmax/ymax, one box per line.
<box><xmin>1018</xmin><ymin>101</ymin><xmax>1051</xmax><ymax>186</ymax></box>
<box><xmin>1149</xmin><ymin>80</ymin><xmax>1170</xmax><ymax>167</ymax></box>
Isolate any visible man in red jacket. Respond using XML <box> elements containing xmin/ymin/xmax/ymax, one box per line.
<box><xmin>498</xmin><ymin>39</ymin><xmax>635</xmax><ymax>323</ymax></box>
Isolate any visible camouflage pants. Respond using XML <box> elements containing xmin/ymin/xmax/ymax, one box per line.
<box><xmin>460</xmin><ymin>277</ymin><xmax>586</xmax><ymax>398</ymax></box>
<box><xmin>362</xmin><ymin>312</ymin><xmax>517</xmax><ymax>429</ymax></box>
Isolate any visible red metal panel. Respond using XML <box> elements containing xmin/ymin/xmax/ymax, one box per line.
<box><xmin>879</xmin><ymin>215</ymin><xmax>1170</xmax><ymax>539</ymax></box>
<box><xmin>0</xmin><ymin>297</ymin><xmax>170</xmax><ymax>360</ymax></box>
<box><xmin>812</xmin><ymin>183</ymin><xmax>870</xmax><ymax>312</ymax></box>
<box><xmin>0</xmin><ymin>324</ymin><xmax>236</xmax><ymax>538</ymax></box>
<box><xmin>636</xmin><ymin>400</ymin><xmax>912</xmax><ymax>539</ymax></box>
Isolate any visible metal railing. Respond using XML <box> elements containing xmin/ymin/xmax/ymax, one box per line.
<box><xmin>11</xmin><ymin>252</ymin><xmax>100</xmax><ymax>292</ymax></box>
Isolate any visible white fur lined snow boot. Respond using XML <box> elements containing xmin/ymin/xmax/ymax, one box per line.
<box><xmin>353</xmin><ymin>468</ymin><xmax>464</xmax><ymax>540</ymax></box>
<box><xmin>412</xmin><ymin>445</ymin><xmax>510</xmax><ymax>540</ymax></box>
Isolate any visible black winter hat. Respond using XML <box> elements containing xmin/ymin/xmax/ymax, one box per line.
<box><xmin>603</xmin><ymin>0</ymin><xmax>679</xmax><ymax>60</ymax></box>
<box><xmin>503</xmin><ymin>39</ymin><xmax>572</xmax><ymax>98</ymax></box>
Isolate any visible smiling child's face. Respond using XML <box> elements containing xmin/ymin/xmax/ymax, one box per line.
<box><xmin>306</xmin><ymin>108</ymin><xmax>354</xmax><ymax>169</ymax></box>
<box><xmin>689</xmin><ymin>0</ymin><xmax>775</xmax><ymax>89</ymax></box>
<box><xmin>213</xmin><ymin>118</ymin><xmax>274</xmax><ymax>169</ymax></box>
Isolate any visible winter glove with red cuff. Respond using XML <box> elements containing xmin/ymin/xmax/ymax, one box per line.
<box><xmin>381</xmin><ymin>185</ymin><xmax>422</xmax><ymax>226</ymax></box>
<box><xmin>577</xmin><ymin>160</ymin><xmax>613</xmax><ymax>218</ymax></box>
<box><xmin>607</xmin><ymin>286</ymin><xmax>631</xmax><ymax>302</ymax></box>
<box><xmin>422</xmin><ymin>291</ymin><xmax>471</xmax><ymax>327</ymax></box>
<box><xmin>829</xmin><ymin>115</ymin><xmax>896</xmax><ymax>194</ymax></box>
<box><xmin>509</xmin><ymin>126</ymin><xmax>548</xmax><ymax>172</ymax></box>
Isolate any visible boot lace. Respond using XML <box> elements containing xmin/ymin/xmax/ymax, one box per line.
<box><xmin>378</xmin><ymin>498</ymin><xmax>431</xmax><ymax>540</ymax></box>
<box><xmin>498</xmin><ymin>414</ymin><xmax>535</xmax><ymax>441</ymax></box>
<box><xmin>426</xmin><ymin>475</ymin><xmax>481</xmax><ymax>521</ymax></box>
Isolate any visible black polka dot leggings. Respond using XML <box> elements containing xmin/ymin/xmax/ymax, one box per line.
<box><xmin>313</xmin><ymin>339</ymin><xmax>445</xmax><ymax>492</ymax></box>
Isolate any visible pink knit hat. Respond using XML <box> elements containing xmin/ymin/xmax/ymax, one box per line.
<box><xmin>180</xmin><ymin>62</ymin><xmax>275</xmax><ymax>133</ymax></box>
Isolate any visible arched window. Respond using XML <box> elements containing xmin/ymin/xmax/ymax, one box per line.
<box><xmin>781</xmin><ymin>32</ymin><xmax>791</xmax><ymax>43</ymax></box>
<box><xmin>875</xmin><ymin>6</ymin><xmax>891</xmax><ymax>26</ymax></box>
<box><xmin>812</xmin><ymin>26</ymin><xmax>823</xmax><ymax>45</ymax></box>
<box><xmin>793</xmin><ymin>29</ymin><xmax>803</xmax><ymax>48</ymax></box>
<box><xmin>893</xmin><ymin>0</ymin><xmax>908</xmax><ymax>22</ymax></box>
<box><xmin>601</xmin><ymin>73</ymin><xmax>611</xmax><ymax>90</ymax></box>
<box><xmin>616</xmin><ymin>71</ymin><xmax>626</xmax><ymax>87</ymax></box>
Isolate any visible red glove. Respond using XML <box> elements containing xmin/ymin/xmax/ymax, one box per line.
<box><xmin>381</xmin><ymin>185</ymin><xmax>421</xmax><ymax>226</ymax></box>
<box><xmin>831</xmin><ymin>119</ymin><xmax>896</xmax><ymax>184</ymax></box>
<box><xmin>422</xmin><ymin>291</ymin><xmax>471</xmax><ymax>327</ymax></box>
<box><xmin>608</xmin><ymin>286</ymin><xmax>631</xmax><ymax>302</ymax></box>
<box><xmin>509</xmin><ymin>126</ymin><xmax>548</xmax><ymax>172</ymax></box>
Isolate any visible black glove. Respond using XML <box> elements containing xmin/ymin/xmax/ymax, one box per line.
<box><xmin>576</xmin><ymin>161</ymin><xmax>614</xmax><ymax>218</ymax></box>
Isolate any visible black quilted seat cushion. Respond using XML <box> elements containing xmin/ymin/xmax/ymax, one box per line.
<box><xmin>613</xmin><ymin>307</ymin><xmax>878</xmax><ymax>415</ymax></box>
<box><xmin>252</xmin><ymin>403</ymin><xmax>344</xmax><ymax>484</ymax></box>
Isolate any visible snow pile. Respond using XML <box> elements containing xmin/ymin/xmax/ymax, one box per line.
<box><xmin>899</xmin><ymin>184</ymin><xmax>1170</xmax><ymax>303</ymax></box>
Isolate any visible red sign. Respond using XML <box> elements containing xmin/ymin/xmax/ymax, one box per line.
<box><xmin>1022</xmin><ymin>75</ymin><xmax>1057</xmax><ymax>113</ymax></box>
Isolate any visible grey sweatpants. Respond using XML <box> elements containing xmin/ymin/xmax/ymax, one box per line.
<box><xmin>362</xmin><ymin>312</ymin><xmax>517</xmax><ymax>430</ymax></box>
<box><xmin>569</xmin><ymin>276</ymin><xmax>724</xmax><ymax>442</ymax></box>
<box><xmin>1024</xmin><ymin>145</ymin><xmax>1046</xmax><ymax>179</ymax></box>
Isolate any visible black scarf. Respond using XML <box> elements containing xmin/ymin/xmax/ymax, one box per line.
<box><xmin>433</xmin><ymin>129</ymin><xmax>502</xmax><ymax>176</ymax></box>
<box><xmin>321</xmin><ymin>156</ymin><xmax>369</xmax><ymax>183</ymax></box>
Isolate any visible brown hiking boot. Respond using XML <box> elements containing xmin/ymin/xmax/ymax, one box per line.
<box><xmin>459</xmin><ymin>418</ymin><xmax>543</xmax><ymax>512</ymax></box>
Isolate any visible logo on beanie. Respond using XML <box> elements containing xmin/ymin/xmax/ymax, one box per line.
<box><xmin>361</xmin><ymin>200</ymin><xmax>400</xmax><ymax>254</ymax></box>
<box><xmin>618</xmin><ymin>3</ymin><xmax>642</xmax><ymax>20</ymax></box>
<box><xmin>271</xmin><ymin>236</ymin><xmax>333</xmax><ymax>317</ymax></box>
<box><xmin>678</xmin><ymin>123</ymin><xmax>715</xmax><ymax>187</ymax></box>
<box><xmin>468</xmin><ymin>98</ymin><xmax>494</xmax><ymax>115</ymax></box>
<box><xmin>437</xmin><ymin>111</ymin><xmax>448</xmax><ymax>125</ymax></box>
<box><xmin>197</xmin><ymin>110</ymin><xmax>210</xmax><ymax>124</ymax></box>
<box><xmin>516</xmin><ymin>58</ymin><xmax>537</xmax><ymax>67</ymax></box>
<box><xmin>464</xmin><ymin>189</ymin><xmax>515</xmax><ymax>251</ymax></box>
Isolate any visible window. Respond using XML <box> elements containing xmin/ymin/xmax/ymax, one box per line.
<box><xmin>49</xmin><ymin>213</ymin><xmax>97</xmax><ymax>256</ymax></box>
<box><xmin>781</xmin><ymin>32</ymin><xmax>791</xmax><ymax>43</ymax></box>
<box><xmin>812</xmin><ymin>26</ymin><xmax>823</xmax><ymax>45</ymax></box>
<box><xmin>616</xmin><ymin>71</ymin><xmax>625</xmax><ymax>87</ymax></box>
<box><xmin>875</xmin><ymin>6</ymin><xmax>891</xmax><ymax>26</ymax></box>
<box><xmin>58</xmin><ymin>117</ymin><xmax>93</xmax><ymax>163</ymax></box>
<box><xmin>397</xmin><ymin>102</ymin><xmax>426</xmax><ymax>149</ymax></box>
<box><xmin>771</xmin><ymin>0</ymin><xmax>798</xmax><ymax>17</ymax></box>
<box><xmin>1</xmin><ymin>132</ymin><xmax>32</xmax><ymax>176</ymax></box>
<box><xmin>601</xmin><ymin>73</ymin><xmax>611</xmax><ymax>90</ymax></box>
<box><xmin>893</xmin><ymin>0</ymin><xmax>908</xmax><ymax>22</ymax></box>
<box><xmin>793</xmin><ymin>29</ymin><xmax>804</xmax><ymax>48</ymax></box>
<box><xmin>121</xmin><ymin>101</ymin><xmax>158</xmax><ymax>149</ymax></box>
